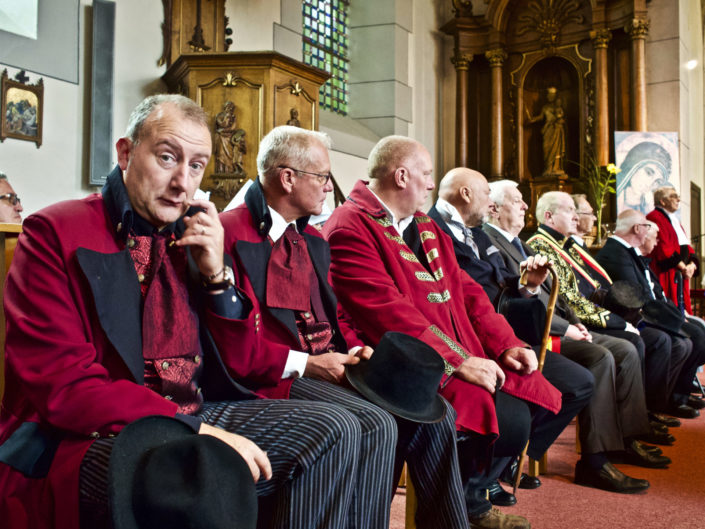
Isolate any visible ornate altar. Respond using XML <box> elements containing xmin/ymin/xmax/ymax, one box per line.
<box><xmin>159</xmin><ymin>1</ymin><xmax>329</xmax><ymax>210</ymax></box>
<box><xmin>442</xmin><ymin>0</ymin><xmax>650</xmax><ymax>228</ymax></box>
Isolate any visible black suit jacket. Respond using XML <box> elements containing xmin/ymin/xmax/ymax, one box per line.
<box><xmin>595</xmin><ymin>237</ymin><xmax>654</xmax><ymax>301</ymax></box>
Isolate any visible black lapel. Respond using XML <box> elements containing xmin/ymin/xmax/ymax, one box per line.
<box><xmin>76</xmin><ymin>247</ymin><xmax>143</xmax><ymax>383</ymax></box>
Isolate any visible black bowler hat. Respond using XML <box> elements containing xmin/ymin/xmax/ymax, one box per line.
<box><xmin>109</xmin><ymin>416</ymin><xmax>257</xmax><ymax>529</ymax></box>
<box><xmin>496</xmin><ymin>292</ymin><xmax>546</xmax><ymax>347</ymax></box>
<box><xmin>345</xmin><ymin>331</ymin><xmax>446</xmax><ymax>423</ymax></box>
<box><xmin>641</xmin><ymin>299</ymin><xmax>686</xmax><ymax>338</ymax></box>
<box><xmin>603</xmin><ymin>280</ymin><xmax>647</xmax><ymax>323</ymax></box>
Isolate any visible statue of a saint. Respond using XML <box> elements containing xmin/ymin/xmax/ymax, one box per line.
<box><xmin>286</xmin><ymin>108</ymin><xmax>301</xmax><ymax>127</ymax></box>
<box><xmin>214</xmin><ymin>101</ymin><xmax>247</xmax><ymax>175</ymax></box>
<box><xmin>525</xmin><ymin>87</ymin><xmax>566</xmax><ymax>176</ymax></box>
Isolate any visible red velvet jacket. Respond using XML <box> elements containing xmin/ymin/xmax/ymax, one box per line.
<box><xmin>323</xmin><ymin>180</ymin><xmax>561</xmax><ymax>436</ymax></box>
<box><xmin>220</xmin><ymin>180</ymin><xmax>363</xmax><ymax>399</ymax></box>
<box><xmin>646</xmin><ymin>207</ymin><xmax>697</xmax><ymax>313</ymax></box>
<box><xmin>0</xmin><ymin>169</ymin><xmax>257</xmax><ymax>529</ymax></box>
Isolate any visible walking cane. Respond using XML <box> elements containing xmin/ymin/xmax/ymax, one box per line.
<box><xmin>513</xmin><ymin>262</ymin><xmax>559</xmax><ymax>495</ymax></box>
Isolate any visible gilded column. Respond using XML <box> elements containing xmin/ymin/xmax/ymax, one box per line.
<box><xmin>451</xmin><ymin>50</ymin><xmax>473</xmax><ymax>167</ymax></box>
<box><xmin>485</xmin><ymin>48</ymin><xmax>508</xmax><ymax>178</ymax></box>
<box><xmin>625</xmin><ymin>18</ymin><xmax>650</xmax><ymax>131</ymax></box>
<box><xmin>590</xmin><ymin>29</ymin><xmax>612</xmax><ymax>165</ymax></box>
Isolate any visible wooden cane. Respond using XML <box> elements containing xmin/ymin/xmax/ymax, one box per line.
<box><xmin>513</xmin><ymin>263</ymin><xmax>559</xmax><ymax>494</ymax></box>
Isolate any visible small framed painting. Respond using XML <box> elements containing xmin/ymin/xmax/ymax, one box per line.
<box><xmin>1</xmin><ymin>69</ymin><xmax>44</xmax><ymax>148</ymax></box>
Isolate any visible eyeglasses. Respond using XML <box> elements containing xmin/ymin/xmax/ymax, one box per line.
<box><xmin>278</xmin><ymin>165</ymin><xmax>332</xmax><ymax>186</ymax></box>
<box><xmin>576</xmin><ymin>211</ymin><xmax>596</xmax><ymax>217</ymax></box>
<box><xmin>0</xmin><ymin>193</ymin><xmax>20</xmax><ymax>206</ymax></box>
<box><xmin>637</xmin><ymin>223</ymin><xmax>652</xmax><ymax>230</ymax></box>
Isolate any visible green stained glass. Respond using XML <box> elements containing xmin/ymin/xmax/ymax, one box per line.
<box><xmin>302</xmin><ymin>0</ymin><xmax>349</xmax><ymax>115</ymax></box>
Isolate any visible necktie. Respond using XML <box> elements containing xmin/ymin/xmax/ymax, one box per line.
<box><xmin>266</xmin><ymin>225</ymin><xmax>312</xmax><ymax>311</ymax></box>
<box><xmin>452</xmin><ymin>221</ymin><xmax>479</xmax><ymax>257</ymax></box>
<box><xmin>512</xmin><ymin>237</ymin><xmax>528</xmax><ymax>260</ymax></box>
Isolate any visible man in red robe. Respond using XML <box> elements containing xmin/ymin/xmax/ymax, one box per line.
<box><xmin>646</xmin><ymin>186</ymin><xmax>698</xmax><ymax>314</ymax></box>
<box><xmin>323</xmin><ymin>136</ymin><xmax>579</xmax><ymax>529</ymax></box>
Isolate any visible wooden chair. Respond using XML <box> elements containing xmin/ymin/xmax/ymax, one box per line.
<box><xmin>0</xmin><ymin>223</ymin><xmax>22</xmax><ymax>401</ymax></box>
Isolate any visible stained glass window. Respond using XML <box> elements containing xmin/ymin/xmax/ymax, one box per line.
<box><xmin>302</xmin><ymin>0</ymin><xmax>349</xmax><ymax>115</ymax></box>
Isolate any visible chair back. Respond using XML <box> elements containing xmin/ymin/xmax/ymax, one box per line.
<box><xmin>0</xmin><ymin>223</ymin><xmax>22</xmax><ymax>400</ymax></box>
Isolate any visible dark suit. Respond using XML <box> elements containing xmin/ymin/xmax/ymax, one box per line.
<box><xmin>483</xmin><ymin>223</ymin><xmax>651</xmax><ymax>450</ymax></box>
<box><xmin>597</xmin><ymin>237</ymin><xmax>704</xmax><ymax>407</ymax></box>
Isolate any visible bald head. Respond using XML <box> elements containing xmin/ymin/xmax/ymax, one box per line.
<box><xmin>437</xmin><ymin>167</ymin><xmax>490</xmax><ymax>227</ymax></box>
<box><xmin>367</xmin><ymin>135</ymin><xmax>424</xmax><ymax>183</ymax></box>
<box><xmin>615</xmin><ymin>208</ymin><xmax>650</xmax><ymax>247</ymax></box>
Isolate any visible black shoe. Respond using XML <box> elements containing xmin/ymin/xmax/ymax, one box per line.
<box><xmin>649</xmin><ymin>421</ymin><xmax>669</xmax><ymax>434</ymax></box>
<box><xmin>636</xmin><ymin>429</ymin><xmax>675</xmax><ymax>446</ymax></box>
<box><xmin>637</xmin><ymin>442</ymin><xmax>663</xmax><ymax>456</ymax></box>
<box><xmin>620</xmin><ymin>440</ymin><xmax>670</xmax><ymax>468</ymax></box>
<box><xmin>687</xmin><ymin>396</ymin><xmax>705</xmax><ymax>410</ymax></box>
<box><xmin>487</xmin><ymin>480</ymin><xmax>517</xmax><ymax>506</ymax></box>
<box><xmin>667</xmin><ymin>404</ymin><xmax>700</xmax><ymax>419</ymax></box>
<box><xmin>500</xmin><ymin>460</ymin><xmax>542</xmax><ymax>490</ymax></box>
<box><xmin>649</xmin><ymin>412</ymin><xmax>681</xmax><ymax>428</ymax></box>
<box><xmin>575</xmin><ymin>460</ymin><xmax>650</xmax><ymax>494</ymax></box>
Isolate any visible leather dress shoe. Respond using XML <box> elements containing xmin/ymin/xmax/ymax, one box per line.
<box><xmin>638</xmin><ymin>442</ymin><xmax>663</xmax><ymax>456</ymax></box>
<box><xmin>667</xmin><ymin>403</ymin><xmax>700</xmax><ymax>419</ymax></box>
<box><xmin>469</xmin><ymin>507</ymin><xmax>530</xmax><ymax>529</ymax></box>
<box><xmin>649</xmin><ymin>412</ymin><xmax>681</xmax><ymax>428</ymax></box>
<box><xmin>621</xmin><ymin>440</ymin><xmax>671</xmax><ymax>468</ymax></box>
<box><xmin>687</xmin><ymin>396</ymin><xmax>705</xmax><ymax>410</ymax></box>
<box><xmin>574</xmin><ymin>460</ymin><xmax>650</xmax><ymax>494</ymax></box>
<box><xmin>636</xmin><ymin>429</ymin><xmax>675</xmax><ymax>446</ymax></box>
<box><xmin>487</xmin><ymin>480</ymin><xmax>516</xmax><ymax>506</ymax></box>
<box><xmin>500</xmin><ymin>460</ymin><xmax>541</xmax><ymax>489</ymax></box>
<box><xmin>649</xmin><ymin>421</ymin><xmax>669</xmax><ymax>434</ymax></box>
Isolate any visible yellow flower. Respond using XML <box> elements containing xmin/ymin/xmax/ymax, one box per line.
<box><xmin>606</xmin><ymin>163</ymin><xmax>621</xmax><ymax>175</ymax></box>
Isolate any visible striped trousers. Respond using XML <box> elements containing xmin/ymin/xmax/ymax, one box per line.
<box><xmin>80</xmin><ymin>398</ymin><xmax>382</xmax><ymax>529</ymax></box>
<box><xmin>290</xmin><ymin>377</ymin><xmax>469</xmax><ymax>529</ymax></box>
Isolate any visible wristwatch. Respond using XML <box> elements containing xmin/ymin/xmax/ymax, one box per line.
<box><xmin>202</xmin><ymin>265</ymin><xmax>235</xmax><ymax>291</ymax></box>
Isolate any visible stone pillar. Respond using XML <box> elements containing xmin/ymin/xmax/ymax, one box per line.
<box><xmin>590</xmin><ymin>29</ymin><xmax>612</xmax><ymax>165</ymax></box>
<box><xmin>451</xmin><ymin>50</ymin><xmax>472</xmax><ymax>167</ymax></box>
<box><xmin>485</xmin><ymin>48</ymin><xmax>507</xmax><ymax>178</ymax></box>
<box><xmin>625</xmin><ymin>18</ymin><xmax>650</xmax><ymax>131</ymax></box>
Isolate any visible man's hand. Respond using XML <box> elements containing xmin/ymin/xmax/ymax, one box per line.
<box><xmin>685</xmin><ymin>262</ymin><xmax>697</xmax><ymax>279</ymax></box>
<box><xmin>455</xmin><ymin>357</ymin><xmax>506</xmax><ymax>394</ymax></box>
<box><xmin>352</xmin><ymin>346</ymin><xmax>374</xmax><ymax>361</ymax></box>
<box><xmin>303</xmin><ymin>351</ymin><xmax>361</xmax><ymax>384</ymax></box>
<box><xmin>500</xmin><ymin>347</ymin><xmax>538</xmax><ymax>375</ymax></box>
<box><xmin>565</xmin><ymin>323</ymin><xmax>592</xmax><ymax>342</ymax></box>
<box><xmin>176</xmin><ymin>199</ymin><xmax>225</xmax><ymax>280</ymax></box>
<box><xmin>199</xmin><ymin>423</ymin><xmax>272</xmax><ymax>482</ymax></box>
<box><xmin>519</xmin><ymin>255</ymin><xmax>550</xmax><ymax>289</ymax></box>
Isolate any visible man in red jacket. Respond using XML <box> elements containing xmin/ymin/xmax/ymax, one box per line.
<box><xmin>0</xmin><ymin>95</ymin><xmax>385</xmax><ymax>529</ymax></box>
<box><xmin>323</xmin><ymin>136</ymin><xmax>579</xmax><ymax>529</ymax></box>
<box><xmin>219</xmin><ymin>126</ymin><xmax>470</xmax><ymax>529</ymax></box>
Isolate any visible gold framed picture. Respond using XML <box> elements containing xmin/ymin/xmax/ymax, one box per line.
<box><xmin>1</xmin><ymin>69</ymin><xmax>44</xmax><ymax>148</ymax></box>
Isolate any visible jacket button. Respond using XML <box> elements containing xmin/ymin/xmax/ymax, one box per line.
<box><xmin>116</xmin><ymin>222</ymin><xmax>122</xmax><ymax>233</ymax></box>
<box><xmin>161</xmin><ymin>361</ymin><xmax>170</xmax><ymax>370</ymax></box>
<box><xmin>90</xmin><ymin>431</ymin><xmax>100</xmax><ymax>439</ymax></box>
<box><xmin>127</xmin><ymin>238</ymin><xmax>136</xmax><ymax>248</ymax></box>
<box><xmin>304</xmin><ymin>312</ymin><xmax>311</xmax><ymax>318</ymax></box>
<box><xmin>306</xmin><ymin>334</ymin><xmax>313</xmax><ymax>340</ymax></box>
<box><xmin>194</xmin><ymin>355</ymin><xmax>201</xmax><ymax>364</ymax></box>
<box><xmin>137</xmin><ymin>274</ymin><xmax>145</xmax><ymax>283</ymax></box>
<box><xmin>165</xmin><ymin>395</ymin><xmax>173</xmax><ymax>401</ymax></box>
<box><xmin>259</xmin><ymin>221</ymin><xmax>266</xmax><ymax>230</ymax></box>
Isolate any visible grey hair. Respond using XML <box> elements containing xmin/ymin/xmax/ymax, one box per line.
<box><xmin>488</xmin><ymin>180</ymin><xmax>519</xmax><ymax>207</ymax></box>
<box><xmin>256</xmin><ymin>126</ymin><xmax>331</xmax><ymax>178</ymax></box>
<box><xmin>125</xmin><ymin>94</ymin><xmax>209</xmax><ymax>143</ymax></box>
<box><xmin>367</xmin><ymin>135</ymin><xmax>421</xmax><ymax>180</ymax></box>
<box><xmin>570</xmin><ymin>193</ymin><xmax>589</xmax><ymax>208</ymax></box>
<box><xmin>647</xmin><ymin>220</ymin><xmax>659</xmax><ymax>232</ymax></box>
<box><xmin>535</xmin><ymin>191</ymin><xmax>571</xmax><ymax>223</ymax></box>
<box><xmin>614</xmin><ymin>209</ymin><xmax>644</xmax><ymax>234</ymax></box>
<box><xmin>653</xmin><ymin>185</ymin><xmax>676</xmax><ymax>205</ymax></box>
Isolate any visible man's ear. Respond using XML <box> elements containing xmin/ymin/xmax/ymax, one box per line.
<box><xmin>460</xmin><ymin>185</ymin><xmax>472</xmax><ymax>204</ymax></box>
<box><xmin>116</xmin><ymin>138</ymin><xmax>132</xmax><ymax>171</ymax></box>
<box><xmin>394</xmin><ymin>167</ymin><xmax>408</xmax><ymax>189</ymax></box>
<box><xmin>279</xmin><ymin>167</ymin><xmax>297</xmax><ymax>194</ymax></box>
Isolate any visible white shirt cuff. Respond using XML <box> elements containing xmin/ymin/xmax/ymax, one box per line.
<box><xmin>282</xmin><ymin>350</ymin><xmax>309</xmax><ymax>379</ymax></box>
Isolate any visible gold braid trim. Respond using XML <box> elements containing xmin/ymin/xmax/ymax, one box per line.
<box><xmin>426</xmin><ymin>248</ymin><xmax>439</xmax><ymax>262</ymax></box>
<box><xmin>384</xmin><ymin>231</ymin><xmax>405</xmax><ymax>245</ymax></box>
<box><xmin>415</xmin><ymin>271</ymin><xmax>435</xmax><ymax>282</ymax></box>
<box><xmin>400</xmin><ymin>249</ymin><xmax>420</xmax><ymax>263</ymax></box>
<box><xmin>367</xmin><ymin>213</ymin><xmax>392</xmax><ymax>227</ymax></box>
<box><xmin>415</xmin><ymin>215</ymin><xmax>432</xmax><ymax>224</ymax></box>
<box><xmin>434</xmin><ymin>267</ymin><xmax>444</xmax><ymax>280</ymax></box>
<box><xmin>427</xmin><ymin>290</ymin><xmax>451</xmax><ymax>303</ymax></box>
<box><xmin>429</xmin><ymin>324</ymin><xmax>469</xmax><ymax>375</ymax></box>
<box><xmin>419</xmin><ymin>230</ymin><xmax>436</xmax><ymax>242</ymax></box>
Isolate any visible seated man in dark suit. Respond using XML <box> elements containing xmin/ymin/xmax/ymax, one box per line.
<box><xmin>596</xmin><ymin>210</ymin><xmax>705</xmax><ymax>417</ymax></box>
<box><xmin>430</xmin><ymin>170</ymin><xmax>656</xmax><ymax>495</ymax></box>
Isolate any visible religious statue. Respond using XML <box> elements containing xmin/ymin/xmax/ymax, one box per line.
<box><xmin>286</xmin><ymin>107</ymin><xmax>301</xmax><ymax>127</ymax></box>
<box><xmin>525</xmin><ymin>87</ymin><xmax>566</xmax><ymax>176</ymax></box>
<box><xmin>214</xmin><ymin>101</ymin><xmax>247</xmax><ymax>175</ymax></box>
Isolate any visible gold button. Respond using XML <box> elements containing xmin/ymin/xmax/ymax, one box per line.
<box><xmin>161</xmin><ymin>361</ymin><xmax>170</xmax><ymax>370</ymax></box>
<box><xmin>304</xmin><ymin>312</ymin><xmax>311</xmax><ymax>318</ymax></box>
<box><xmin>255</xmin><ymin>313</ymin><xmax>260</xmax><ymax>320</ymax></box>
<box><xmin>90</xmin><ymin>431</ymin><xmax>100</xmax><ymax>439</ymax></box>
<box><xmin>165</xmin><ymin>395</ymin><xmax>173</xmax><ymax>401</ymax></box>
<box><xmin>306</xmin><ymin>334</ymin><xmax>313</xmax><ymax>340</ymax></box>
<box><xmin>116</xmin><ymin>222</ymin><xmax>122</xmax><ymax>232</ymax></box>
<box><xmin>107</xmin><ymin>433</ymin><xmax>115</xmax><ymax>438</ymax></box>
<box><xmin>168</xmin><ymin>240</ymin><xmax>176</xmax><ymax>247</ymax></box>
<box><xmin>259</xmin><ymin>221</ymin><xmax>266</xmax><ymax>230</ymax></box>
<box><xmin>194</xmin><ymin>355</ymin><xmax>201</xmax><ymax>364</ymax></box>
<box><xmin>196</xmin><ymin>387</ymin><xmax>202</xmax><ymax>395</ymax></box>
<box><xmin>127</xmin><ymin>238</ymin><xmax>136</xmax><ymax>248</ymax></box>
<box><xmin>137</xmin><ymin>274</ymin><xmax>145</xmax><ymax>283</ymax></box>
